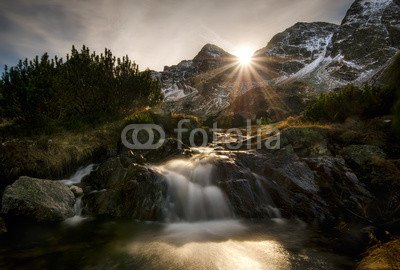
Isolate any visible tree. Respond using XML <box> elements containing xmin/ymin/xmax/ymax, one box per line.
<box><xmin>0</xmin><ymin>45</ymin><xmax>163</xmax><ymax>131</ymax></box>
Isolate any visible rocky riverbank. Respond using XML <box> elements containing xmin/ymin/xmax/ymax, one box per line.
<box><xmin>0</xmin><ymin>114</ymin><xmax>399</xmax><ymax>268</ymax></box>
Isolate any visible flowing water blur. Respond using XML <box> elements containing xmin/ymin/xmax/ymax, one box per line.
<box><xmin>0</xmin><ymin>151</ymin><xmax>355</xmax><ymax>269</ymax></box>
<box><xmin>152</xmin><ymin>156</ymin><xmax>233</xmax><ymax>222</ymax></box>
<box><xmin>62</xmin><ymin>164</ymin><xmax>97</xmax><ymax>226</ymax></box>
<box><xmin>61</xmin><ymin>164</ymin><xmax>97</xmax><ymax>186</ymax></box>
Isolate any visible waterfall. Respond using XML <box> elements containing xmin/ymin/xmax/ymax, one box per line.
<box><xmin>152</xmin><ymin>146</ymin><xmax>284</xmax><ymax>223</ymax></box>
<box><xmin>61</xmin><ymin>164</ymin><xmax>97</xmax><ymax>185</ymax></box>
<box><xmin>152</xmin><ymin>156</ymin><xmax>233</xmax><ymax>222</ymax></box>
<box><xmin>62</xmin><ymin>164</ymin><xmax>97</xmax><ymax>225</ymax></box>
<box><xmin>64</xmin><ymin>197</ymin><xmax>86</xmax><ymax>226</ymax></box>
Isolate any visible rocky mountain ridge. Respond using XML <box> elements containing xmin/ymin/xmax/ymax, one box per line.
<box><xmin>154</xmin><ymin>0</ymin><xmax>400</xmax><ymax>118</ymax></box>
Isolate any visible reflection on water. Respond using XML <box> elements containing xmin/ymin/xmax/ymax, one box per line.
<box><xmin>0</xmin><ymin>219</ymin><xmax>354</xmax><ymax>269</ymax></box>
<box><xmin>126</xmin><ymin>220</ymin><xmax>290</xmax><ymax>270</ymax></box>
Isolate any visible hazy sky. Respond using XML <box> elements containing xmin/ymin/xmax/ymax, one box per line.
<box><xmin>0</xmin><ymin>0</ymin><xmax>354</xmax><ymax>72</ymax></box>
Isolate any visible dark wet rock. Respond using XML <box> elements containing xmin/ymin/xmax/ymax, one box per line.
<box><xmin>83</xmin><ymin>157</ymin><xmax>127</xmax><ymax>191</ymax></box>
<box><xmin>210</xmin><ymin>151</ymin><xmax>286</xmax><ymax>218</ymax></box>
<box><xmin>81</xmin><ymin>137</ymin><xmax>188</xmax><ymax>221</ymax></box>
<box><xmin>1</xmin><ymin>176</ymin><xmax>75</xmax><ymax>224</ymax></box>
<box><xmin>220</xmin><ymin>178</ymin><xmax>281</xmax><ymax>219</ymax></box>
<box><xmin>263</xmin><ymin>150</ymin><xmax>318</xmax><ymax>193</ymax></box>
<box><xmin>304</xmin><ymin>156</ymin><xmax>372</xmax><ymax>222</ymax></box>
<box><xmin>82</xmin><ymin>164</ymin><xmax>166</xmax><ymax>221</ymax></box>
<box><xmin>356</xmin><ymin>158</ymin><xmax>400</xmax><ymax>232</ymax></box>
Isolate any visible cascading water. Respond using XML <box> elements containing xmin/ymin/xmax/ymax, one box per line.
<box><xmin>61</xmin><ymin>164</ymin><xmax>97</xmax><ymax>185</ymax></box>
<box><xmin>152</xmin><ymin>146</ymin><xmax>283</xmax><ymax>223</ymax></box>
<box><xmin>61</xmin><ymin>164</ymin><xmax>97</xmax><ymax>225</ymax></box>
<box><xmin>152</xmin><ymin>152</ymin><xmax>234</xmax><ymax>222</ymax></box>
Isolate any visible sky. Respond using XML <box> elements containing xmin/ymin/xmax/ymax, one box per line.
<box><xmin>0</xmin><ymin>0</ymin><xmax>354</xmax><ymax>72</ymax></box>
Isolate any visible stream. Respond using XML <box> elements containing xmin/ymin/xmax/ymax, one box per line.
<box><xmin>0</xmin><ymin>147</ymin><xmax>356</xmax><ymax>269</ymax></box>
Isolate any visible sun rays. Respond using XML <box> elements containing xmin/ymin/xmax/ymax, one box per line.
<box><xmin>234</xmin><ymin>47</ymin><xmax>254</xmax><ymax>66</ymax></box>
<box><xmin>189</xmin><ymin>47</ymin><xmax>290</xmax><ymax>119</ymax></box>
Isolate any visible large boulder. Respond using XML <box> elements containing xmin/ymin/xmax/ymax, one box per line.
<box><xmin>82</xmin><ymin>163</ymin><xmax>166</xmax><ymax>221</ymax></box>
<box><xmin>304</xmin><ymin>156</ymin><xmax>372</xmax><ymax>223</ymax></box>
<box><xmin>1</xmin><ymin>176</ymin><xmax>75</xmax><ymax>223</ymax></box>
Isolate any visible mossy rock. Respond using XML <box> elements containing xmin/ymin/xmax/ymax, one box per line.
<box><xmin>281</xmin><ymin>127</ymin><xmax>331</xmax><ymax>157</ymax></box>
<box><xmin>1</xmin><ymin>176</ymin><xmax>75</xmax><ymax>224</ymax></box>
<box><xmin>342</xmin><ymin>145</ymin><xmax>386</xmax><ymax>168</ymax></box>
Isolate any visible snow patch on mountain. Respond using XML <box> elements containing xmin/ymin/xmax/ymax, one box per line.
<box><xmin>163</xmin><ymin>83</ymin><xmax>198</xmax><ymax>101</ymax></box>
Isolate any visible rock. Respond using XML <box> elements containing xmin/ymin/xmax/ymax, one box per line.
<box><xmin>357</xmin><ymin>239</ymin><xmax>400</xmax><ymax>270</ymax></box>
<box><xmin>281</xmin><ymin>127</ymin><xmax>331</xmax><ymax>157</ymax></box>
<box><xmin>220</xmin><ymin>178</ymin><xmax>281</xmax><ymax>219</ymax></box>
<box><xmin>304</xmin><ymin>156</ymin><xmax>373</xmax><ymax>223</ymax></box>
<box><xmin>1</xmin><ymin>176</ymin><xmax>75</xmax><ymax>223</ymax></box>
<box><xmin>70</xmin><ymin>185</ymin><xmax>83</xmax><ymax>197</ymax></box>
<box><xmin>82</xmin><ymin>163</ymin><xmax>166</xmax><ymax>221</ymax></box>
<box><xmin>342</xmin><ymin>145</ymin><xmax>386</xmax><ymax>167</ymax></box>
<box><xmin>217</xmin><ymin>150</ymin><xmax>327</xmax><ymax>221</ymax></box>
<box><xmin>83</xmin><ymin>157</ymin><xmax>127</xmax><ymax>190</ymax></box>
<box><xmin>83</xmin><ymin>138</ymin><xmax>187</xmax><ymax>191</ymax></box>
<box><xmin>263</xmin><ymin>150</ymin><xmax>318</xmax><ymax>193</ymax></box>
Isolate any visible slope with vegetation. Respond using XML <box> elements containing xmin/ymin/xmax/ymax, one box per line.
<box><xmin>0</xmin><ymin>45</ymin><xmax>162</xmax><ymax>134</ymax></box>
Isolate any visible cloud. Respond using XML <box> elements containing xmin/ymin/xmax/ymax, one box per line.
<box><xmin>0</xmin><ymin>0</ymin><xmax>354</xmax><ymax>72</ymax></box>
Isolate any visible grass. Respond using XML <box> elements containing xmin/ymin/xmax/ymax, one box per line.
<box><xmin>0</xmin><ymin>115</ymin><xmax>129</xmax><ymax>187</ymax></box>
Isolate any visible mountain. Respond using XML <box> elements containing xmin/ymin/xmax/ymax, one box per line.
<box><xmin>155</xmin><ymin>0</ymin><xmax>400</xmax><ymax>119</ymax></box>
<box><xmin>158</xmin><ymin>44</ymin><xmax>235</xmax><ymax>102</ymax></box>
<box><xmin>253</xmin><ymin>22</ymin><xmax>339</xmax><ymax>82</ymax></box>
<box><xmin>313</xmin><ymin>0</ymin><xmax>400</xmax><ymax>88</ymax></box>
<box><xmin>256</xmin><ymin>0</ymin><xmax>400</xmax><ymax>89</ymax></box>
<box><xmin>156</xmin><ymin>44</ymin><xmax>264</xmax><ymax>117</ymax></box>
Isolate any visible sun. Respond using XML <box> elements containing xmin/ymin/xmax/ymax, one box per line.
<box><xmin>234</xmin><ymin>47</ymin><xmax>254</xmax><ymax>66</ymax></box>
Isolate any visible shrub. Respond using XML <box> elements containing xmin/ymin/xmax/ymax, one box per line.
<box><xmin>0</xmin><ymin>45</ymin><xmax>163</xmax><ymax>133</ymax></box>
<box><xmin>305</xmin><ymin>85</ymin><xmax>397</xmax><ymax>122</ymax></box>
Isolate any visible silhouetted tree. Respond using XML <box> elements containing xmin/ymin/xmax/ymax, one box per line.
<box><xmin>0</xmin><ymin>45</ymin><xmax>163</xmax><ymax>130</ymax></box>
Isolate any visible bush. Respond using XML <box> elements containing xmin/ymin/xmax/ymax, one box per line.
<box><xmin>0</xmin><ymin>45</ymin><xmax>163</xmax><ymax>133</ymax></box>
<box><xmin>305</xmin><ymin>84</ymin><xmax>397</xmax><ymax>122</ymax></box>
<box><xmin>216</xmin><ymin>114</ymin><xmax>246</xmax><ymax>128</ymax></box>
